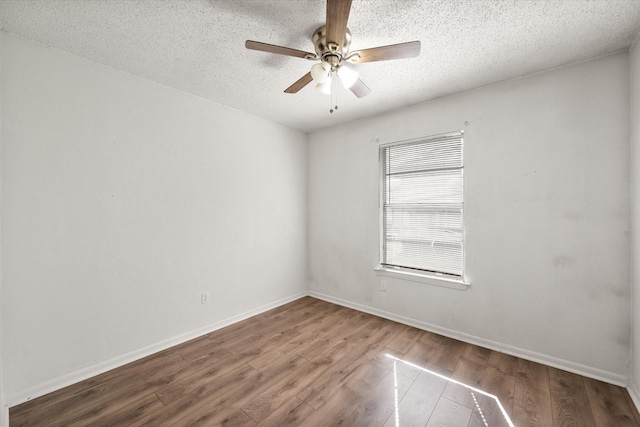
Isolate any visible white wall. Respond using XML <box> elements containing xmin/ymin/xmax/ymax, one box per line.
<box><xmin>630</xmin><ymin>39</ymin><xmax>640</xmax><ymax>402</ymax></box>
<box><xmin>308</xmin><ymin>52</ymin><xmax>631</xmax><ymax>383</ymax></box>
<box><xmin>0</xmin><ymin>30</ymin><xmax>5</xmax><ymax>427</ymax></box>
<box><xmin>1</xmin><ymin>33</ymin><xmax>307</xmax><ymax>403</ymax></box>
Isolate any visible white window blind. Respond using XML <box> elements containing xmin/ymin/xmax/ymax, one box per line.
<box><xmin>380</xmin><ymin>131</ymin><xmax>464</xmax><ymax>277</ymax></box>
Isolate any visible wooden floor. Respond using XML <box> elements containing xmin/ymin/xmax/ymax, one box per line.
<box><xmin>10</xmin><ymin>297</ymin><xmax>640</xmax><ymax>426</ymax></box>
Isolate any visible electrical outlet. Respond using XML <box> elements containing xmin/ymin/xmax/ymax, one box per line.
<box><xmin>380</xmin><ymin>280</ymin><xmax>388</xmax><ymax>292</ymax></box>
<box><xmin>201</xmin><ymin>291</ymin><xmax>210</xmax><ymax>304</ymax></box>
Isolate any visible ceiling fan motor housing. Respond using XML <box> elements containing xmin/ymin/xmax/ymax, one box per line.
<box><xmin>312</xmin><ymin>25</ymin><xmax>351</xmax><ymax>69</ymax></box>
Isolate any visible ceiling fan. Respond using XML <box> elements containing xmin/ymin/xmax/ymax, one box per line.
<box><xmin>245</xmin><ymin>0</ymin><xmax>421</xmax><ymax>99</ymax></box>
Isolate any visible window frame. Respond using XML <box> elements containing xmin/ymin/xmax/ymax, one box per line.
<box><xmin>376</xmin><ymin>131</ymin><xmax>469</xmax><ymax>288</ymax></box>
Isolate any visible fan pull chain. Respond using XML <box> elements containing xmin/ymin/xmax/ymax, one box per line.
<box><xmin>330</xmin><ymin>76</ymin><xmax>339</xmax><ymax>114</ymax></box>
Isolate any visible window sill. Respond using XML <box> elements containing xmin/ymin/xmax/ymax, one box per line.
<box><xmin>374</xmin><ymin>266</ymin><xmax>470</xmax><ymax>290</ymax></box>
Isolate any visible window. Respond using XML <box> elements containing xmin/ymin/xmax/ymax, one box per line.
<box><xmin>379</xmin><ymin>131</ymin><xmax>464</xmax><ymax>279</ymax></box>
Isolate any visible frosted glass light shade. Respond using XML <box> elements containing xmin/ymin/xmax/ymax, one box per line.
<box><xmin>316</xmin><ymin>79</ymin><xmax>332</xmax><ymax>95</ymax></box>
<box><xmin>337</xmin><ymin>65</ymin><xmax>358</xmax><ymax>89</ymax></box>
<box><xmin>311</xmin><ymin>62</ymin><xmax>331</xmax><ymax>83</ymax></box>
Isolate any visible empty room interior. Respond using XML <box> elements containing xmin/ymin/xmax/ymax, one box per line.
<box><xmin>4</xmin><ymin>0</ymin><xmax>640</xmax><ymax>425</ymax></box>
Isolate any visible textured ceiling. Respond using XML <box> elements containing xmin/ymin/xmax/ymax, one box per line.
<box><xmin>2</xmin><ymin>0</ymin><xmax>640</xmax><ymax>133</ymax></box>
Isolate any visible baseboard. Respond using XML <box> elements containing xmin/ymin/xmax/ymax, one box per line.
<box><xmin>5</xmin><ymin>291</ymin><xmax>307</xmax><ymax>409</ymax></box>
<box><xmin>628</xmin><ymin>382</ymin><xmax>640</xmax><ymax>414</ymax></box>
<box><xmin>6</xmin><ymin>288</ymin><xmax>631</xmax><ymax>415</ymax></box>
<box><xmin>308</xmin><ymin>290</ymin><xmax>629</xmax><ymax>387</ymax></box>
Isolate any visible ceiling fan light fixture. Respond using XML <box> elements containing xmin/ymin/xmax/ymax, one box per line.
<box><xmin>311</xmin><ymin>61</ymin><xmax>331</xmax><ymax>83</ymax></box>
<box><xmin>316</xmin><ymin>79</ymin><xmax>332</xmax><ymax>95</ymax></box>
<box><xmin>337</xmin><ymin>65</ymin><xmax>358</xmax><ymax>89</ymax></box>
<box><xmin>245</xmin><ymin>0</ymin><xmax>421</xmax><ymax>99</ymax></box>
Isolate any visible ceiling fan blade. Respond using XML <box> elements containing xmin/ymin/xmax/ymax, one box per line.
<box><xmin>245</xmin><ymin>40</ymin><xmax>316</xmax><ymax>59</ymax></box>
<box><xmin>326</xmin><ymin>0</ymin><xmax>352</xmax><ymax>51</ymax></box>
<box><xmin>285</xmin><ymin>72</ymin><xmax>314</xmax><ymax>93</ymax></box>
<box><xmin>350</xmin><ymin>78</ymin><xmax>371</xmax><ymax>98</ymax></box>
<box><xmin>351</xmin><ymin>41</ymin><xmax>421</xmax><ymax>63</ymax></box>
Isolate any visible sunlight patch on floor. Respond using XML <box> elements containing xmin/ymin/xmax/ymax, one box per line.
<box><xmin>386</xmin><ymin>353</ymin><xmax>514</xmax><ymax>427</ymax></box>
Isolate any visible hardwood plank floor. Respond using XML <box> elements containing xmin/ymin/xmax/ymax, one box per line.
<box><xmin>10</xmin><ymin>296</ymin><xmax>639</xmax><ymax>426</ymax></box>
